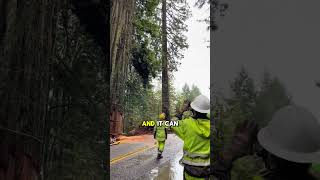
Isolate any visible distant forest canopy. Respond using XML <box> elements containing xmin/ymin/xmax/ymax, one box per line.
<box><xmin>0</xmin><ymin>0</ymin><xmax>228</xmax><ymax>179</ymax></box>
<box><xmin>212</xmin><ymin>67</ymin><xmax>292</xmax><ymax>180</ymax></box>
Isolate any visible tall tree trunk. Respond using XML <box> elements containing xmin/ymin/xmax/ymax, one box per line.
<box><xmin>210</xmin><ymin>0</ymin><xmax>215</xmax><ymax>174</ymax></box>
<box><xmin>161</xmin><ymin>0</ymin><xmax>170</xmax><ymax>119</ymax></box>
<box><xmin>110</xmin><ymin>0</ymin><xmax>134</xmax><ymax>133</ymax></box>
<box><xmin>0</xmin><ymin>1</ymin><xmax>59</xmax><ymax>179</ymax></box>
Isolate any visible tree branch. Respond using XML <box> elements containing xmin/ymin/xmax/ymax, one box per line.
<box><xmin>0</xmin><ymin>126</ymin><xmax>42</xmax><ymax>143</ymax></box>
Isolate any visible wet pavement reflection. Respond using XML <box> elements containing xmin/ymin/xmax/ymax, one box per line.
<box><xmin>149</xmin><ymin>151</ymin><xmax>184</xmax><ymax>180</ymax></box>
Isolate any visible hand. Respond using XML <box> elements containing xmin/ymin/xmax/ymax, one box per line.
<box><xmin>230</xmin><ymin>120</ymin><xmax>258</xmax><ymax>161</ymax></box>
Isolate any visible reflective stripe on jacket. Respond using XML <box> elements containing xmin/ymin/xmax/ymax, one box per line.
<box><xmin>172</xmin><ymin>117</ymin><xmax>210</xmax><ymax>166</ymax></box>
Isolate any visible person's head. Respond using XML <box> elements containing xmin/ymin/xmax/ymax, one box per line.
<box><xmin>159</xmin><ymin>113</ymin><xmax>166</xmax><ymax>120</ymax></box>
<box><xmin>257</xmin><ymin>105</ymin><xmax>320</xmax><ymax>173</ymax></box>
<box><xmin>190</xmin><ymin>95</ymin><xmax>210</xmax><ymax>119</ymax></box>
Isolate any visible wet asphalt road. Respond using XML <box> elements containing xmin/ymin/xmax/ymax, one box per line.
<box><xmin>110</xmin><ymin>134</ymin><xmax>184</xmax><ymax>180</ymax></box>
<box><xmin>110</xmin><ymin>142</ymin><xmax>147</xmax><ymax>160</ymax></box>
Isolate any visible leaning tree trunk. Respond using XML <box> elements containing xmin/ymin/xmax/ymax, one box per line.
<box><xmin>110</xmin><ymin>0</ymin><xmax>134</xmax><ymax>134</ymax></box>
<box><xmin>0</xmin><ymin>0</ymin><xmax>59</xmax><ymax>179</ymax></box>
<box><xmin>161</xmin><ymin>0</ymin><xmax>170</xmax><ymax>119</ymax></box>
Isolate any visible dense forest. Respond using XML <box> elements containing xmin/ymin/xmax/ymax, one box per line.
<box><xmin>118</xmin><ymin>0</ymin><xmax>228</xmax><ymax>134</ymax></box>
<box><xmin>117</xmin><ymin>0</ymin><xmax>191</xmax><ymax>132</ymax></box>
<box><xmin>0</xmin><ymin>0</ymin><xmax>216</xmax><ymax>179</ymax></box>
<box><xmin>212</xmin><ymin>68</ymin><xmax>292</xmax><ymax>179</ymax></box>
<box><xmin>1</xmin><ymin>0</ymin><xmax>108</xmax><ymax>179</ymax></box>
<box><xmin>0</xmin><ymin>0</ymin><xmax>244</xmax><ymax>178</ymax></box>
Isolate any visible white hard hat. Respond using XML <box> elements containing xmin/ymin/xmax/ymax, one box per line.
<box><xmin>258</xmin><ymin>105</ymin><xmax>320</xmax><ymax>163</ymax></box>
<box><xmin>190</xmin><ymin>95</ymin><xmax>210</xmax><ymax>114</ymax></box>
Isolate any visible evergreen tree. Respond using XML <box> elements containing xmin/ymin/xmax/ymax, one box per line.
<box><xmin>182</xmin><ymin>83</ymin><xmax>191</xmax><ymax>99</ymax></box>
<box><xmin>161</xmin><ymin>0</ymin><xmax>171</xmax><ymax>120</ymax></box>
<box><xmin>46</xmin><ymin>9</ymin><xmax>106</xmax><ymax>179</ymax></box>
<box><xmin>174</xmin><ymin>83</ymin><xmax>201</xmax><ymax>116</ymax></box>
<box><xmin>0</xmin><ymin>1</ymin><xmax>59</xmax><ymax>178</ymax></box>
<box><xmin>222</xmin><ymin>69</ymin><xmax>291</xmax><ymax>180</ymax></box>
<box><xmin>166</xmin><ymin>0</ymin><xmax>191</xmax><ymax>71</ymax></box>
<box><xmin>132</xmin><ymin>0</ymin><xmax>162</xmax><ymax>86</ymax></box>
<box><xmin>190</xmin><ymin>84</ymin><xmax>202</xmax><ymax>100</ymax></box>
<box><xmin>161</xmin><ymin>0</ymin><xmax>190</xmax><ymax>120</ymax></box>
<box><xmin>254</xmin><ymin>73</ymin><xmax>291</xmax><ymax>126</ymax></box>
<box><xmin>229</xmin><ymin>67</ymin><xmax>256</xmax><ymax>121</ymax></box>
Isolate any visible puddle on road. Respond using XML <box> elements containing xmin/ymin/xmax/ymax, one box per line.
<box><xmin>149</xmin><ymin>151</ymin><xmax>184</xmax><ymax>180</ymax></box>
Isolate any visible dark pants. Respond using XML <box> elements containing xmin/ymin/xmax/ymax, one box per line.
<box><xmin>183</xmin><ymin>165</ymin><xmax>210</xmax><ymax>180</ymax></box>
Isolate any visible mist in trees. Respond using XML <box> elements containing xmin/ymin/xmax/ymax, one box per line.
<box><xmin>174</xmin><ymin>83</ymin><xmax>201</xmax><ymax>111</ymax></box>
<box><xmin>123</xmin><ymin>0</ymin><xmax>193</xmax><ymax>132</ymax></box>
<box><xmin>161</xmin><ymin>0</ymin><xmax>191</xmax><ymax>120</ymax></box>
<box><xmin>213</xmin><ymin>67</ymin><xmax>291</xmax><ymax>180</ymax></box>
<box><xmin>123</xmin><ymin>80</ymin><xmax>202</xmax><ymax>134</ymax></box>
<box><xmin>0</xmin><ymin>0</ymin><xmax>202</xmax><ymax>178</ymax></box>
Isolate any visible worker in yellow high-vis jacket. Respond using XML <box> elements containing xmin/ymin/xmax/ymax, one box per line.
<box><xmin>171</xmin><ymin>95</ymin><xmax>211</xmax><ymax>180</ymax></box>
<box><xmin>154</xmin><ymin>113</ymin><xmax>167</xmax><ymax>159</ymax></box>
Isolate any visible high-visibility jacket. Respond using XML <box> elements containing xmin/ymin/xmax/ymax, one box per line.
<box><xmin>154</xmin><ymin>121</ymin><xmax>167</xmax><ymax>141</ymax></box>
<box><xmin>171</xmin><ymin>117</ymin><xmax>210</xmax><ymax>166</ymax></box>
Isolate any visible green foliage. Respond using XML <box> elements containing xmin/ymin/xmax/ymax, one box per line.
<box><xmin>181</xmin><ymin>83</ymin><xmax>201</xmax><ymax>101</ymax></box>
<box><xmin>310</xmin><ymin>164</ymin><xmax>320</xmax><ymax>178</ymax></box>
<box><xmin>195</xmin><ymin>0</ymin><xmax>229</xmax><ymax>31</ymax></box>
<box><xmin>254</xmin><ymin>72</ymin><xmax>291</xmax><ymax>126</ymax></box>
<box><xmin>232</xmin><ymin>156</ymin><xmax>264</xmax><ymax>180</ymax></box>
<box><xmin>131</xmin><ymin>0</ymin><xmax>191</xmax><ymax>85</ymax></box>
<box><xmin>124</xmin><ymin>70</ymin><xmax>162</xmax><ymax>132</ymax></box>
<box><xmin>125</xmin><ymin>0</ymin><xmax>162</xmax><ymax>123</ymax></box>
<box><xmin>130</xmin><ymin>0</ymin><xmax>191</xmax><ymax>119</ymax></box>
<box><xmin>124</xmin><ymin>0</ymin><xmax>193</xmax><ymax>132</ymax></box>
<box><xmin>132</xmin><ymin>0</ymin><xmax>162</xmax><ymax>86</ymax></box>
<box><xmin>229</xmin><ymin>67</ymin><xmax>256</xmax><ymax>121</ymax></box>
<box><xmin>214</xmin><ymin>67</ymin><xmax>291</xmax><ymax>180</ymax></box>
<box><xmin>46</xmin><ymin>9</ymin><xmax>106</xmax><ymax>179</ymax></box>
<box><xmin>175</xmin><ymin>83</ymin><xmax>202</xmax><ymax>113</ymax></box>
<box><xmin>166</xmin><ymin>0</ymin><xmax>191</xmax><ymax>71</ymax></box>
<box><xmin>123</xmin><ymin>78</ymin><xmax>204</xmax><ymax>132</ymax></box>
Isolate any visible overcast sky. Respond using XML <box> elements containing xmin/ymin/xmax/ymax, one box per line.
<box><xmin>172</xmin><ymin>0</ymin><xmax>210</xmax><ymax>98</ymax></box>
<box><xmin>213</xmin><ymin>0</ymin><xmax>320</xmax><ymax>120</ymax></box>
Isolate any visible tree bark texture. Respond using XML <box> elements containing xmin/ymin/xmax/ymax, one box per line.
<box><xmin>110</xmin><ymin>0</ymin><xmax>134</xmax><ymax>129</ymax></box>
<box><xmin>161</xmin><ymin>0</ymin><xmax>170</xmax><ymax>119</ymax></box>
<box><xmin>0</xmin><ymin>1</ymin><xmax>59</xmax><ymax>179</ymax></box>
<box><xmin>110</xmin><ymin>0</ymin><xmax>134</xmax><ymax>111</ymax></box>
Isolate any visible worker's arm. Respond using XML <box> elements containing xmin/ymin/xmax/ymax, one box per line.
<box><xmin>171</xmin><ymin>119</ymin><xmax>185</xmax><ymax>140</ymax></box>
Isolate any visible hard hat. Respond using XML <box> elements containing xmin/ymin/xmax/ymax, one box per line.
<box><xmin>159</xmin><ymin>113</ymin><xmax>166</xmax><ymax>120</ymax></box>
<box><xmin>190</xmin><ymin>95</ymin><xmax>210</xmax><ymax>114</ymax></box>
<box><xmin>257</xmin><ymin>105</ymin><xmax>320</xmax><ymax>163</ymax></box>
